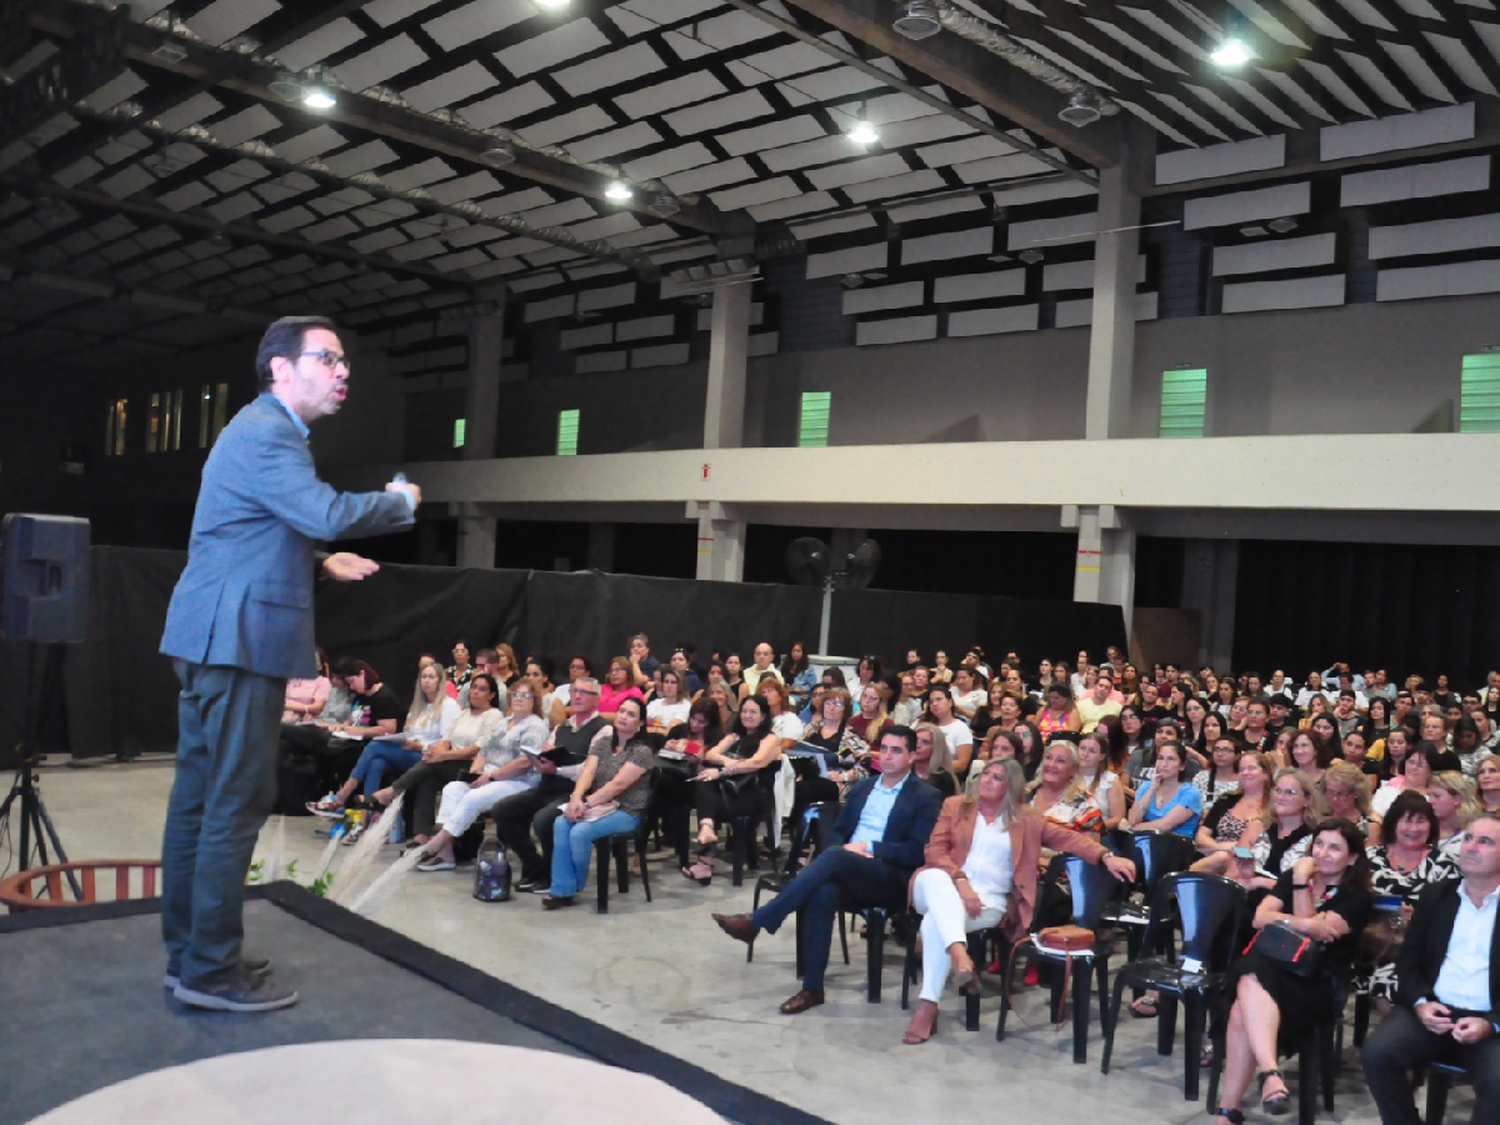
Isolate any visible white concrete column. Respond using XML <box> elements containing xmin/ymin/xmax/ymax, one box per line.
<box><xmin>1072</xmin><ymin>157</ymin><xmax>1143</xmax><ymax>624</ymax></box>
<box><xmin>456</xmin><ymin>291</ymin><xmax>504</xmax><ymax>569</ymax></box>
<box><xmin>696</xmin><ymin>277</ymin><xmax>751</xmax><ymax>579</ymax></box>
<box><xmin>1083</xmin><ymin>162</ymin><xmax>1142</xmax><ymax>441</ymax></box>
<box><xmin>694</xmin><ymin>501</ymin><xmax>745</xmax><ymax>583</ymax></box>
<box><xmin>704</xmin><ymin>279</ymin><xmax>751</xmax><ymax>450</ymax></box>
<box><xmin>1069</xmin><ymin>504</ymin><xmax>1137</xmax><ymax>636</ymax></box>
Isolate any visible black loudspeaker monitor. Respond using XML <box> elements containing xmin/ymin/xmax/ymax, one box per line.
<box><xmin>1</xmin><ymin>513</ymin><xmax>90</xmax><ymax>643</ymax></box>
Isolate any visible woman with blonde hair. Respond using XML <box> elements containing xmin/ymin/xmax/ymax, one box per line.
<box><xmin>902</xmin><ymin>757</ymin><xmax>1135</xmax><ymax>1043</ymax></box>
<box><xmin>911</xmin><ymin>721</ymin><xmax>959</xmax><ymax>798</ymax></box>
<box><xmin>1427</xmin><ymin>770</ymin><xmax>1480</xmax><ymax>865</ymax></box>
<box><xmin>1317</xmin><ymin>761</ymin><xmax>1381</xmax><ymax>843</ymax></box>
<box><xmin>1025</xmin><ymin>735</ymin><xmax>1102</xmax><ymax>835</ymax></box>
<box><xmin>309</xmin><ymin>659</ymin><xmax>459</xmax><ymax>816</ymax></box>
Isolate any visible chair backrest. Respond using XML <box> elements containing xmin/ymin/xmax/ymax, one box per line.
<box><xmin>1036</xmin><ymin>852</ymin><xmax>1119</xmax><ymax>932</ymax></box>
<box><xmin>1147</xmin><ymin>872</ymin><xmax>1246</xmax><ymax>969</ymax></box>
<box><xmin>1131</xmin><ymin>830</ymin><xmax>1199</xmax><ymax>889</ymax></box>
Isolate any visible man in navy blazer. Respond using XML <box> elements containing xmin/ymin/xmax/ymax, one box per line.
<box><xmin>713</xmin><ymin>725</ymin><xmax>942</xmax><ymax>1014</ymax></box>
<box><xmin>1362</xmin><ymin>810</ymin><xmax>1500</xmax><ymax>1124</ymax></box>
<box><xmin>159</xmin><ymin>315</ymin><xmax>418</xmax><ymax>1012</ymax></box>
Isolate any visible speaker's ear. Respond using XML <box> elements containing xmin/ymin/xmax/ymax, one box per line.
<box><xmin>1</xmin><ymin>514</ymin><xmax>91</xmax><ymax>643</ymax></box>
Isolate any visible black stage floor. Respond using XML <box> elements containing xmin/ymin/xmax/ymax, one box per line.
<box><xmin>0</xmin><ymin>883</ymin><xmax>827</xmax><ymax>1125</ymax></box>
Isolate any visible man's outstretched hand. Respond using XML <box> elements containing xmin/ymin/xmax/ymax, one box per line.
<box><xmin>323</xmin><ymin>552</ymin><xmax>380</xmax><ymax>582</ymax></box>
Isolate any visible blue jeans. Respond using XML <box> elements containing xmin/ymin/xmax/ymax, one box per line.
<box><xmin>161</xmin><ymin>661</ymin><xmax>283</xmax><ymax>985</ymax></box>
<box><xmin>350</xmin><ymin>740</ymin><xmax>421</xmax><ymax>795</ymax></box>
<box><xmin>549</xmin><ymin>808</ymin><xmax>641</xmax><ymax>897</ymax></box>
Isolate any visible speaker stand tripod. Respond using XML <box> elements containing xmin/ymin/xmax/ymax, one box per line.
<box><xmin>0</xmin><ymin>642</ymin><xmax>80</xmax><ymax>896</ymax></box>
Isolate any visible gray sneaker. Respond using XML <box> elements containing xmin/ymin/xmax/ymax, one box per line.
<box><xmin>174</xmin><ymin>971</ymin><xmax>298</xmax><ymax>1012</ymax></box>
<box><xmin>164</xmin><ymin>953</ymin><xmax>271</xmax><ymax>990</ymax></box>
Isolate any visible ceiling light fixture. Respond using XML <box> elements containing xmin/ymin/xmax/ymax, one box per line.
<box><xmin>1018</xmin><ymin>248</ymin><xmax>1043</xmax><ymax>264</ymax></box>
<box><xmin>892</xmin><ymin>0</ymin><xmax>942</xmax><ymax>41</ymax></box>
<box><xmin>605</xmin><ymin>180</ymin><xmax>634</xmax><ymax>201</ymax></box>
<box><xmin>846</xmin><ymin>102</ymin><xmax>879</xmax><ymax>145</ymax></box>
<box><xmin>534</xmin><ymin>0</ymin><xmax>570</xmax><ymax>9</ymax></box>
<box><xmin>269</xmin><ymin>74</ymin><xmax>305</xmax><ymax>101</ymax></box>
<box><xmin>1058</xmin><ymin>88</ymin><xmax>1103</xmax><ymax>127</ymax></box>
<box><xmin>481</xmin><ymin>139</ymin><xmax>516</xmax><ymax>165</ymax></box>
<box><xmin>302</xmin><ymin>87</ymin><xmax>337</xmax><ymax>109</ymax></box>
<box><xmin>1210</xmin><ymin>37</ymin><xmax>1253</xmax><ymax>68</ymax></box>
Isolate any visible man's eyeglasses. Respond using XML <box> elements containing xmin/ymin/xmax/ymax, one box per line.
<box><xmin>299</xmin><ymin>349</ymin><xmax>349</xmax><ymax>372</ymax></box>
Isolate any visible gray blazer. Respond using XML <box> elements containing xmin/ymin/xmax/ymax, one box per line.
<box><xmin>160</xmin><ymin>392</ymin><xmax>413</xmax><ymax>679</ymax></box>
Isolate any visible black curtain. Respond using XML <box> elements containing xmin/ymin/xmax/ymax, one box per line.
<box><xmin>25</xmin><ymin>548</ymin><xmax>1130</xmax><ymax>760</ymax></box>
<box><xmin>1233</xmin><ymin>540</ymin><xmax>1500</xmax><ymax>689</ymax></box>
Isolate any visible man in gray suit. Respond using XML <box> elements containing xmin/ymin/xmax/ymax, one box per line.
<box><xmin>160</xmin><ymin>315</ymin><xmax>419</xmax><ymax>1012</ymax></box>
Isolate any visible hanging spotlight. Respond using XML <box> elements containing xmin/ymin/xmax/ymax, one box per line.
<box><xmin>846</xmin><ymin>103</ymin><xmax>878</xmax><ymax>145</ymax></box>
<box><xmin>605</xmin><ymin>180</ymin><xmax>634</xmax><ymax>200</ymax></box>
<box><xmin>302</xmin><ymin>87</ymin><xmax>337</xmax><ymax>109</ymax></box>
<box><xmin>1057</xmin><ymin>88</ymin><xmax>1103</xmax><ymax>127</ymax></box>
<box><xmin>1210</xmin><ymin>37</ymin><xmax>1252</xmax><ymax>68</ymax></box>
<box><xmin>534</xmin><ymin>0</ymin><xmax>570</xmax><ymax>9</ymax></box>
<box><xmin>892</xmin><ymin>0</ymin><xmax>942</xmax><ymax>40</ymax></box>
<box><xmin>481</xmin><ymin>139</ymin><xmax>516</xmax><ymax>165</ymax></box>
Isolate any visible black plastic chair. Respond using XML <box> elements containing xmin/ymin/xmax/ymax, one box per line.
<box><xmin>1100</xmin><ymin>872</ymin><xmax>1246</xmax><ymax>1100</ymax></box>
<box><xmin>591</xmin><ymin>769</ymin><xmax>658</xmax><ymax>914</ymax></box>
<box><xmin>1423</xmin><ymin>1060</ymin><xmax>1471</xmax><ymax>1124</ymax></box>
<box><xmin>749</xmin><ymin>802</ymin><xmax>833</xmax><ymax>967</ymax></box>
<box><xmin>997</xmin><ymin>852</ymin><xmax>1119</xmax><ymax>1063</ymax></box>
<box><xmin>1102</xmin><ymin>831</ymin><xmax>1200</xmax><ymax>960</ymax></box>
<box><xmin>727</xmin><ymin>786</ymin><xmax>778</xmax><ymax>887</ymax></box>
<box><xmin>799</xmin><ymin>896</ymin><xmax>903</xmax><ymax>1002</ymax></box>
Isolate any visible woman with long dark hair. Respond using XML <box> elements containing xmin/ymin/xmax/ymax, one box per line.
<box><xmin>1213</xmin><ymin>820</ymin><xmax>1373</xmax><ymax>1121</ymax></box>
<box><xmin>684</xmin><ymin>695</ymin><xmax>782</xmax><ymax>885</ymax></box>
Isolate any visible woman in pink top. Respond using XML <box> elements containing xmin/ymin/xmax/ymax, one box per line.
<box><xmin>598</xmin><ymin>656</ymin><xmax>645</xmax><ymax>720</ymax></box>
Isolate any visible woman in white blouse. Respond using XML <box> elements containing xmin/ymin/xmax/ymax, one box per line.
<box><xmin>416</xmin><ymin>677</ymin><xmax>549</xmax><ymax>871</ymax></box>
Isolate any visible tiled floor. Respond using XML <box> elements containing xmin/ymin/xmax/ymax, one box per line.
<box><xmin>23</xmin><ymin>759</ymin><xmax>1409</xmax><ymax>1124</ymax></box>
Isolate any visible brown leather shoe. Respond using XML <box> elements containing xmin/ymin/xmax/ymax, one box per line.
<box><xmin>779</xmin><ymin>989</ymin><xmax>825</xmax><ymax>1015</ymax></box>
<box><xmin>712</xmin><ymin>912</ymin><xmax>757</xmax><ymax>945</ymax></box>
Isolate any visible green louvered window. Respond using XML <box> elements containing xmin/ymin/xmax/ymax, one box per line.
<box><xmin>1160</xmin><ymin>367</ymin><xmax>1207</xmax><ymax>438</ymax></box>
<box><xmin>1460</xmin><ymin>353</ymin><xmax>1500</xmax><ymax>433</ymax></box>
<box><xmin>798</xmin><ymin>391</ymin><xmax>831</xmax><ymax>447</ymax></box>
<box><xmin>557</xmin><ymin>409</ymin><xmax>580</xmax><ymax>455</ymax></box>
<box><xmin>453</xmin><ymin>418</ymin><xmax>466</xmax><ymax>448</ymax></box>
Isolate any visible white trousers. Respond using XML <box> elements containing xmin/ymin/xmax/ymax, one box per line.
<box><xmin>437</xmin><ymin>776</ymin><xmax>534</xmax><ymax>835</ymax></box>
<box><xmin>911</xmin><ymin>867</ymin><xmax>1005</xmax><ymax>1003</ymax></box>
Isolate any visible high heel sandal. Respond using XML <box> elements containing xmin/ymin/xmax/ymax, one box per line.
<box><xmin>1212</xmin><ymin>1110</ymin><xmax>1244</xmax><ymax>1124</ymax></box>
<box><xmin>1258</xmin><ymin>1069</ymin><xmax>1290</xmax><ymax>1117</ymax></box>
<box><xmin>902</xmin><ymin>1003</ymin><xmax>939</xmax><ymax>1045</ymax></box>
<box><xmin>680</xmin><ymin>858</ymin><xmax>713</xmax><ymax>886</ymax></box>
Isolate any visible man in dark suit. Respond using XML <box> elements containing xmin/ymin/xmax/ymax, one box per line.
<box><xmin>713</xmin><ymin>725</ymin><xmax>942</xmax><ymax>1013</ymax></box>
<box><xmin>159</xmin><ymin>316</ymin><xmax>418</xmax><ymax>1012</ymax></box>
<box><xmin>1361</xmin><ymin>810</ymin><xmax>1500</xmax><ymax>1124</ymax></box>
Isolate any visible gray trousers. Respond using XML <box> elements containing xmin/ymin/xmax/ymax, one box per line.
<box><xmin>161</xmin><ymin>660</ymin><xmax>283</xmax><ymax>985</ymax></box>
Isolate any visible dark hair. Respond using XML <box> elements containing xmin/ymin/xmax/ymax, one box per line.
<box><xmin>525</xmin><ymin>653</ymin><xmax>555</xmax><ymax>683</ymax></box>
<box><xmin>567</xmin><ymin>653</ymin><xmax>593</xmax><ymax>675</ymax></box>
<box><xmin>468</xmin><ymin>673</ymin><xmax>500</xmax><ymax>708</ymax></box>
<box><xmin>1313</xmin><ymin>818</ymin><xmax>1373</xmax><ymax>892</ymax></box>
<box><xmin>686</xmin><ymin>697</ymin><xmax>723</xmax><ymax>745</ymax></box>
<box><xmin>615</xmin><ymin>696</ymin><xmax>646</xmax><ymax>726</ymax></box>
<box><xmin>822</xmin><ymin>666</ymin><xmax>848</xmax><ymax>688</ymax></box>
<box><xmin>255</xmin><ymin>315</ymin><xmax>336</xmax><ymax>389</ymax></box>
<box><xmin>331</xmin><ymin>657</ymin><xmax>378</xmax><ymax>685</ymax></box>
<box><xmin>1292</xmin><ymin>727</ymin><xmax>1335</xmax><ymax>769</ymax></box>
<box><xmin>1384</xmin><ymin>789</ymin><xmax>1440</xmax><ymax>848</ymax></box>
<box><xmin>733</xmin><ymin>694</ymin><xmax>773</xmax><ymax>740</ymax></box>
<box><xmin>879</xmin><ymin>724</ymin><xmax>917</xmax><ymax>754</ymax></box>
<box><xmin>781</xmin><ymin>642</ymin><xmax>810</xmax><ymax>679</ymax></box>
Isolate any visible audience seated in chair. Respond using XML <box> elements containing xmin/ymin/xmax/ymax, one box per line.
<box><xmin>711</xmin><ymin>726</ymin><xmax>942</xmax><ymax>1015</ymax></box>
